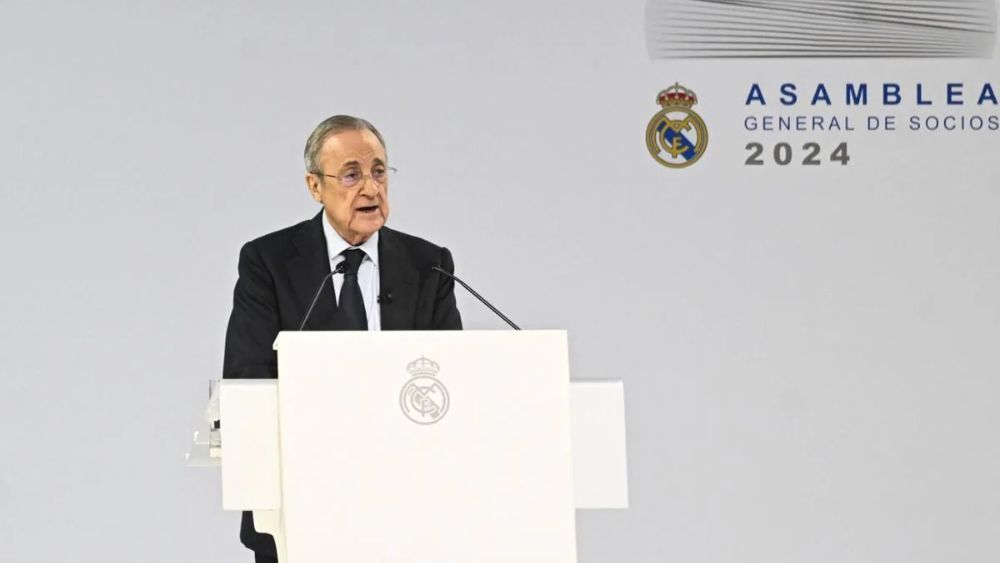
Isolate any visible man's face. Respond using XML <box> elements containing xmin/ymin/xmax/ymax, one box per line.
<box><xmin>305</xmin><ymin>129</ymin><xmax>389</xmax><ymax>245</ymax></box>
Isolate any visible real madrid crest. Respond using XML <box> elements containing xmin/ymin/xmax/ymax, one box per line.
<box><xmin>399</xmin><ymin>356</ymin><xmax>450</xmax><ymax>425</ymax></box>
<box><xmin>646</xmin><ymin>83</ymin><xmax>708</xmax><ymax>168</ymax></box>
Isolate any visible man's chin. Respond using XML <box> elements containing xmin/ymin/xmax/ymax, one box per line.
<box><xmin>348</xmin><ymin>217</ymin><xmax>385</xmax><ymax>243</ymax></box>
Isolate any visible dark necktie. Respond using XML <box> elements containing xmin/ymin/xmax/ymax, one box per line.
<box><xmin>336</xmin><ymin>248</ymin><xmax>368</xmax><ymax>330</ymax></box>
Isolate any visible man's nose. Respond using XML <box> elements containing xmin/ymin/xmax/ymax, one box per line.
<box><xmin>358</xmin><ymin>176</ymin><xmax>379</xmax><ymax>197</ymax></box>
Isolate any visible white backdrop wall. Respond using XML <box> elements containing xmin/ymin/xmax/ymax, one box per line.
<box><xmin>1</xmin><ymin>1</ymin><xmax>998</xmax><ymax>562</ymax></box>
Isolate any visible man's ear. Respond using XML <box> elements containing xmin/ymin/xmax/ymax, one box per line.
<box><xmin>304</xmin><ymin>173</ymin><xmax>323</xmax><ymax>203</ymax></box>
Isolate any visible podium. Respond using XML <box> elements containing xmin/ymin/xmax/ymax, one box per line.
<box><xmin>216</xmin><ymin>330</ymin><xmax>628</xmax><ymax>563</ymax></box>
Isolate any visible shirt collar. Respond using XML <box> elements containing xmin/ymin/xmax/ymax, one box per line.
<box><xmin>321</xmin><ymin>213</ymin><xmax>380</xmax><ymax>268</ymax></box>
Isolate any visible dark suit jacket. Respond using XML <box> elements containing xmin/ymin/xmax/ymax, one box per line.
<box><xmin>222</xmin><ymin>211</ymin><xmax>462</xmax><ymax>554</ymax></box>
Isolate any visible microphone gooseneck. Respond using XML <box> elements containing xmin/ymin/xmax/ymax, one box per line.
<box><xmin>431</xmin><ymin>265</ymin><xmax>521</xmax><ymax>330</ymax></box>
<box><xmin>298</xmin><ymin>262</ymin><xmax>346</xmax><ymax>330</ymax></box>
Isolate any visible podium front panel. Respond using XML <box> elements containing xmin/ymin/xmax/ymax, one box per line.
<box><xmin>274</xmin><ymin>330</ymin><xmax>577</xmax><ymax>563</ymax></box>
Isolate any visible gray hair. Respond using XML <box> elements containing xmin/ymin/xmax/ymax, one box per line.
<box><xmin>303</xmin><ymin>115</ymin><xmax>387</xmax><ymax>174</ymax></box>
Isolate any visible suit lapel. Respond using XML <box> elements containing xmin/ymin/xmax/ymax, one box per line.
<box><xmin>287</xmin><ymin>212</ymin><xmax>338</xmax><ymax>330</ymax></box>
<box><xmin>378</xmin><ymin>227</ymin><xmax>419</xmax><ymax>330</ymax></box>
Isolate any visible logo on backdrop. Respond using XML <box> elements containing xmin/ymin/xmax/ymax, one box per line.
<box><xmin>400</xmin><ymin>356</ymin><xmax>450</xmax><ymax>425</ymax></box>
<box><xmin>646</xmin><ymin>83</ymin><xmax>709</xmax><ymax>168</ymax></box>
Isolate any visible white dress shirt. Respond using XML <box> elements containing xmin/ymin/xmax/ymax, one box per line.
<box><xmin>321</xmin><ymin>215</ymin><xmax>381</xmax><ymax>331</ymax></box>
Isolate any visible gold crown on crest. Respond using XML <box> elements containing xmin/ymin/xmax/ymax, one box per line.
<box><xmin>657</xmin><ymin>82</ymin><xmax>698</xmax><ymax>108</ymax></box>
<box><xmin>407</xmin><ymin>356</ymin><xmax>440</xmax><ymax>376</ymax></box>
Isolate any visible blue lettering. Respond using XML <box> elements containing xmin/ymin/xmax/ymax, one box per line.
<box><xmin>883</xmin><ymin>83</ymin><xmax>901</xmax><ymax>105</ymax></box>
<box><xmin>978</xmin><ymin>83</ymin><xmax>998</xmax><ymax>105</ymax></box>
<box><xmin>811</xmin><ymin>84</ymin><xmax>832</xmax><ymax>106</ymax></box>
<box><xmin>746</xmin><ymin>83</ymin><xmax>766</xmax><ymax>105</ymax></box>
<box><xmin>779</xmin><ymin>83</ymin><xmax>797</xmax><ymax>106</ymax></box>
<box><xmin>917</xmin><ymin>83</ymin><xmax>931</xmax><ymax>105</ymax></box>
<box><xmin>947</xmin><ymin>83</ymin><xmax>963</xmax><ymax>105</ymax></box>
<box><xmin>846</xmin><ymin>83</ymin><xmax>868</xmax><ymax>105</ymax></box>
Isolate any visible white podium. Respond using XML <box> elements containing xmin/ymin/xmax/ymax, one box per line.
<box><xmin>217</xmin><ymin>330</ymin><xmax>627</xmax><ymax>563</ymax></box>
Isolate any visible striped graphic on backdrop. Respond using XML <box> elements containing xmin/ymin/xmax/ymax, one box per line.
<box><xmin>646</xmin><ymin>0</ymin><xmax>996</xmax><ymax>58</ymax></box>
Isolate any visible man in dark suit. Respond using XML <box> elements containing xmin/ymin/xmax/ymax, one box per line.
<box><xmin>222</xmin><ymin>115</ymin><xmax>462</xmax><ymax>562</ymax></box>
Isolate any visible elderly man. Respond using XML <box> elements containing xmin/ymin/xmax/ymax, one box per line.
<box><xmin>222</xmin><ymin>115</ymin><xmax>462</xmax><ymax>562</ymax></box>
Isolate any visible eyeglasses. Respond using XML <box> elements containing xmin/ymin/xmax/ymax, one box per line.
<box><xmin>316</xmin><ymin>166</ymin><xmax>397</xmax><ymax>188</ymax></box>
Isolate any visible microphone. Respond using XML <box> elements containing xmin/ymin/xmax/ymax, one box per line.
<box><xmin>378</xmin><ymin>289</ymin><xmax>393</xmax><ymax>304</ymax></box>
<box><xmin>298</xmin><ymin>261</ymin><xmax>346</xmax><ymax>330</ymax></box>
<box><xmin>431</xmin><ymin>265</ymin><xmax>521</xmax><ymax>330</ymax></box>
